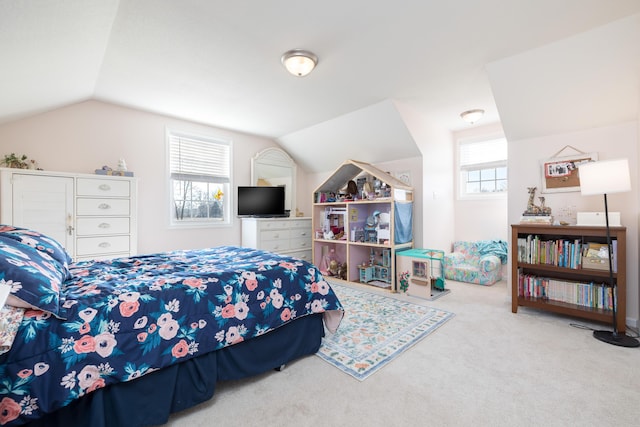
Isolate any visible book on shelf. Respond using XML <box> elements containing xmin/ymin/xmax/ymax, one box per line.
<box><xmin>519</xmin><ymin>215</ymin><xmax>553</xmax><ymax>224</ymax></box>
<box><xmin>516</xmin><ymin>235</ymin><xmax>583</xmax><ymax>268</ymax></box>
<box><xmin>517</xmin><ymin>269</ymin><xmax>614</xmax><ymax>310</ymax></box>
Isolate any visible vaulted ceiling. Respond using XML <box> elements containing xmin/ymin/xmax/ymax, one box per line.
<box><xmin>1</xmin><ymin>1</ymin><xmax>639</xmax><ymax>172</ymax></box>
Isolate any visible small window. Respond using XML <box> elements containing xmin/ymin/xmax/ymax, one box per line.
<box><xmin>458</xmin><ymin>137</ymin><xmax>507</xmax><ymax>198</ymax></box>
<box><xmin>167</xmin><ymin>130</ymin><xmax>232</xmax><ymax>227</ymax></box>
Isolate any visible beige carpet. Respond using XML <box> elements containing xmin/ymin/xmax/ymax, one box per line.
<box><xmin>165</xmin><ymin>280</ymin><xmax>640</xmax><ymax>427</ymax></box>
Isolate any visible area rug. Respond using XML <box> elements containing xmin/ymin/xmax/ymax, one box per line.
<box><xmin>317</xmin><ymin>283</ymin><xmax>454</xmax><ymax>381</ymax></box>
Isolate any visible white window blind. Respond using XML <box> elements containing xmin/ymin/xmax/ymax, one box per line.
<box><xmin>167</xmin><ymin>130</ymin><xmax>232</xmax><ymax>227</ymax></box>
<box><xmin>169</xmin><ymin>133</ymin><xmax>230</xmax><ymax>183</ymax></box>
<box><xmin>459</xmin><ymin>138</ymin><xmax>507</xmax><ymax>170</ymax></box>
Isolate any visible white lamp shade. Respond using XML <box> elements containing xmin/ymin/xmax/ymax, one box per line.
<box><xmin>281</xmin><ymin>50</ymin><xmax>317</xmax><ymax>77</ymax></box>
<box><xmin>578</xmin><ymin>158</ymin><xmax>631</xmax><ymax>196</ymax></box>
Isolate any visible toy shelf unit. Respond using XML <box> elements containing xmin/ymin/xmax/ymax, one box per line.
<box><xmin>396</xmin><ymin>249</ymin><xmax>447</xmax><ymax>300</ymax></box>
<box><xmin>511</xmin><ymin>224</ymin><xmax>627</xmax><ymax>333</ymax></box>
<box><xmin>312</xmin><ymin>160</ymin><xmax>414</xmax><ymax>291</ymax></box>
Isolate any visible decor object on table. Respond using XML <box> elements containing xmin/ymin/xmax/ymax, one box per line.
<box><xmin>95</xmin><ymin>164</ymin><xmax>134</xmax><ymax>177</ymax></box>
<box><xmin>1</xmin><ymin>153</ymin><xmax>36</xmax><ymax>169</ymax></box>
<box><xmin>116</xmin><ymin>158</ymin><xmax>128</xmax><ymax>171</ymax></box>
<box><xmin>317</xmin><ymin>283</ymin><xmax>454</xmax><ymax>381</ymax></box>
<box><xmin>520</xmin><ymin>187</ymin><xmax>553</xmax><ymax>224</ymax></box>
<box><xmin>578</xmin><ymin>158</ymin><xmax>639</xmax><ymax>348</ymax></box>
<box><xmin>444</xmin><ymin>240</ymin><xmax>507</xmax><ymax>285</ymax></box>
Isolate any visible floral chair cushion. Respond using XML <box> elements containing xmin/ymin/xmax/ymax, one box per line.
<box><xmin>444</xmin><ymin>240</ymin><xmax>507</xmax><ymax>285</ymax></box>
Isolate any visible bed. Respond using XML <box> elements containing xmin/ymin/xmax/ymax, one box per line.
<box><xmin>0</xmin><ymin>226</ymin><xmax>343</xmax><ymax>426</ymax></box>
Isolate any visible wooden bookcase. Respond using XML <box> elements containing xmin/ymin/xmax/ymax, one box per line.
<box><xmin>511</xmin><ymin>224</ymin><xmax>626</xmax><ymax>332</ymax></box>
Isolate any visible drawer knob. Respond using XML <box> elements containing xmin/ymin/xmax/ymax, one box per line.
<box><xmin>98</xmin><ymin>242</ymin><xmax>111</xmax><ymax>248</ymax></box>
<box><xmin>98</xmin><ymin>203</ymin><xmax>111</xmax><ymax>210</ymax></box>
<box><xmin>99</xmin><ymin>184</ymin><xmax>111</xmax><ymax>191</ymax></box>
<box><xmin>98</xmin><ymin>223</ymin><xmax>111</xmax><ymax>229</ymax></box>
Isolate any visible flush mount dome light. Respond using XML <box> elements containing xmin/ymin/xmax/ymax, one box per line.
<box><xmin>460</xmin><ymin>109</ymin><xmax>485</xmax><ymax>124</ymax></box>
<box><xmin>281</xmin><ymin>49</ymin><xmax>318</xmax><ymax>77</ymax></box>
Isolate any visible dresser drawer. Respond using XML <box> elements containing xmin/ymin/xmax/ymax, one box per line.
<box><xmin>260</xmin><ymin>239</ymin><xmax>291</xmax><ymax>253</ymax></box>
<box><xmin>288</xmin><ymin>219</ymin><xmax>311</xmax><ymax>229</ymax></box>
<box><xmin>76</xmin><ymin>217</ymin><xmax>130</xmax><ymax>236</ymax></box>
<box><xmin>289</xmin><ymin>227</ymin><xmax>311</xmax><ymax>239</ymax></box>
<box><xmin>287</xmin><ymin>249</ymin><xmax>312</xmax><ymax>261</ymax></box>
<box><xmin>76</xmin><ymin>235</ymin><xmax>130</xmax><ymax>256</ymax></box>
<box><xmin>76</xmin><ymin>178</ymin><xmax>130</xmax><ymax>197</ymax></box>
<box><xmin>260</xmin><ymin>229</ymin><xmax>289</xmax><ymax>241</ymax></box>
<box><xmin>77</xmin><ymin>198</ymin><xmax>130</xmax><ymax>216</ymax></box>
<box><xmin>290</xmin><ymin>236</ymin><xmax>311</xmax><ymax>251</ymax></box>
<box><xmin>257</xmin><ymin>220</ymin><xmax>288</xmax><ymax>231</ymax></box>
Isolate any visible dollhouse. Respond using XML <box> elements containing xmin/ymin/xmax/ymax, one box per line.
<box><xmin>312</xmin><ymin>159</ymin><xmax>414</xmax><ymax>291</ymax></box>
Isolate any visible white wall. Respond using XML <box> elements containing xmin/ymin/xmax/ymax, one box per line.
<box><xmin>395</xmin><ymin>102</ymin><xmax>455</xmax><ymax>252</ymax></box>
<box><xmin>453</xmin><ymin>123</ymin><xmax>508</xmax><ymax>243</ymax></box>
<box><xmin>0</xmin><ymin>100</ymin><xmax>279</xmax><ymax>253</ymax></box>
<box><xmin>508</xmin><ymin>121</ymin><xmax>639</xmax><ymax>327</ymax></box>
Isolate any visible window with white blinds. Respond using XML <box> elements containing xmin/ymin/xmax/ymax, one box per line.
<box><xmin>168</xmin><ymin>131</ymin><xmax>232</xmax><ymax>226</ymax></box>
<box><xmin>458</xmin><ymin>136</ymin><xmax>507</xmax><ymax>198</ymax></box>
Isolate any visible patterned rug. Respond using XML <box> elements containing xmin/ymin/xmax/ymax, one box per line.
<box><xmin>317</xmin><ymin>283</ymin><xmax>455</xmax><ymax>381</ymax></box>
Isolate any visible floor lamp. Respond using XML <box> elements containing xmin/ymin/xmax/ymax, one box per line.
<box><xmin>578</xmin><ymin>158</ymin><xmax>640</xmax><ymax>347</ymax></box>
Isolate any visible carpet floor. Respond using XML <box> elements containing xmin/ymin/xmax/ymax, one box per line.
<box><xmin>166</xmin><ymin>279</ymin><xmax>640</xmax><ymax>427</ymax></box>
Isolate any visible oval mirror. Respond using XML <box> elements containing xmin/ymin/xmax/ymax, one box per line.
<box><xmin>251</xmin><ymin>147</ymin><xmax>296</xmax><ymax>216</ymax></box>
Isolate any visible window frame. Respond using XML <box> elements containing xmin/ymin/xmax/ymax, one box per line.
<box><xmin>456</xmin><ymin>135</ymin><xmax>507</xmax><ymax>200</ymax></box>
<box><xmin>166</xmin><ymin>129</ymin><xmax>233</xmax><ymax>228</ymax></box>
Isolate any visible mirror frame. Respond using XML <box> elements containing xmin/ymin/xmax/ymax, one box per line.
<box><xmin>251</xmin><ymin>147</ymin><xmax>296</xmax><ymax>215</ymax></box>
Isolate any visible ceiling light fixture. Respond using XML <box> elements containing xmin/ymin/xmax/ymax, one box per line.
<box><xmin>281</xmin><ymin>49</ymin><xmax>318</xmax><ymax>77</ymax></box>
<box><xmin>460</xmin><ymin>109</ymin><xmax>485</xmax><ymax>124</ymax></box>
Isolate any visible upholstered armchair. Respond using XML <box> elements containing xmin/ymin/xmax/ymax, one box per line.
<box><xmin>444</xmin><ymin>240</ymin><xmax>507</xmax><ymax>285</ymax></box>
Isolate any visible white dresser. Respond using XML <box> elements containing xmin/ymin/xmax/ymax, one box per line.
<box><xmin>0</xmin><ymin>168</ymin><xmax>137</xmax><ymax>261</ymax></box>
<box><xmin>241</xmin><ymin>217</ymin><xmax>312</xmax><ymax>261</ymax></box>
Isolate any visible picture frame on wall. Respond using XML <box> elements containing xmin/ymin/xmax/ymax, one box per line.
<box><xmin>394</xmin><ymin>170</ymin><xmax>411</xmax><ymax>185</ymax></box>
<box><xmin>540</xmin><ymin>151</ymin><xmax>598</xmax><ymax>193</ymax></box>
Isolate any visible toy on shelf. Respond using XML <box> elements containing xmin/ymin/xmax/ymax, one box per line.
<box><xmin>322</xmin><ymin>207</ymin><xmax>347</xmax><ymax>240</ymax></box>
<box><xmin>358</xmin><ymin>248</ymin><xmax>392</xmax><ymax>287</ymax></box>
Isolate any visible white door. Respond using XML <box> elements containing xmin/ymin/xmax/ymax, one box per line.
<box><xmin>11</xmin><ymin>173</ymin><xmax>74</xmax><ymax>255</ymax></box>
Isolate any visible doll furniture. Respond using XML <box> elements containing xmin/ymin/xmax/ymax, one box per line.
<box><xmin>444</xmin><ymin>240</ymin><xmax>507</xmax><ymax>285</ymax></box>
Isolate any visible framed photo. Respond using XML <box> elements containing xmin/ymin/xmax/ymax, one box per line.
<box><xmin>394</xmin><ymin>170</ymin><xmax>411</xmax><ymax>185</ymax></box>
<box><xmin>541</xmin><ymin>152</ymin><xmax>598</xmax><ymax>193</ymax></box>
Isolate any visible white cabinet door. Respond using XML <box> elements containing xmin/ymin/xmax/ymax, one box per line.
<box><xmin>11</xmin><ymin>173</ymin><xmax>74</xmax><ymax>254</ymax></box>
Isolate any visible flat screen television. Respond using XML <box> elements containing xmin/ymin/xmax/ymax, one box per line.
<box><xmin>237</xmin><ymin>186</ymin><xmax>287</xmax><ymax>217</ymax></box>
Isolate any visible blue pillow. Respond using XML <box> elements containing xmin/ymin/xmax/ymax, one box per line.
<box><xmin>0</xmin><ymin>235</ymin><xmax>67</xmax><ymax>318</ymax></box>
<box><xmin>0</xmin><ymin>225</ymin><xmax>72</xmax><ymax>269</ymax></box>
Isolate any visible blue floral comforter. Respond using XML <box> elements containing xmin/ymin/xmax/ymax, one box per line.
<box><xmin>0</xmin><ymin>246</ymin><xmax>343</xmax><ymax>426</ymax></box>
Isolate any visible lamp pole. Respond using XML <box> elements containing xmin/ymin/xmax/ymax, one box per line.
<box><xmin>592</xmin><ymin>193</ymin><xmax>639</xmax><ymax>347</ymax></box>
